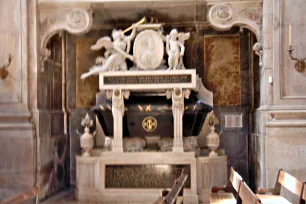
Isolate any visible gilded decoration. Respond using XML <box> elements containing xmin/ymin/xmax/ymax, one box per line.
<box><xmin>76</xmin><ymin>38</ymin><xmax>99</xmax><ymax>108</ymax></box>
<box><xmin>204</xmin><ymin>35</ymin><xmax>241</xmax><ymax>106</ymax></box>
<box><xmin>142</xmin><ymin>116</ymin><xmax>158</xmax><ymax>132</ymax></box>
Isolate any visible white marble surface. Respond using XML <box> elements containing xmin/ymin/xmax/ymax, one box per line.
<box><xmin>99</xmin><ymin>69</ymin><xmax>197</xmax><ymax>91</ymax></box>
<box><xmin>76</xmin><ymin>152</ymin><xmax>199</xmax><ymax>203</ymax></box>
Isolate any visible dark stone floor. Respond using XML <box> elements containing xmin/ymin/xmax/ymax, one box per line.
<box><xmin>41</xmin><ymin>189</ymin><xmax>95</xmax><ymax>204</ymax></box>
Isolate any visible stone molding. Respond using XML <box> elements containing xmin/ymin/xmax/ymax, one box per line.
<box><xmin>267</xmin><ymin>110</ymin><xmax>306</xmax><ymax>127</ymax></box>
<box><xmin>207</xmin><ymin>2</ymin><xmax>262</xmax><ymax>40</ymax></box>
<box><xmin>40</xmin><ymin>8</ymin><xmax>93</xmax><ymax>71</ymax></box>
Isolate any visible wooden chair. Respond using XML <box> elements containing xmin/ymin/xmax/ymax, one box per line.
<box><xmin>257</xmin><ymin>169</ymin><xmax>303</xmax><ymax>204</ymax></box>
<box><xmin>0</xmin><ymin>185</ymin><xmax>40</xmax><ymax>204</ymax></box>
<box><xmin>210</xmin><ymin>167</ymin><xmax>243</xmax><ymax>204</ymax></box>
<box><xmin>300</xmin><ymin>183</ymin><xmax>306</xmax><ymax>204</ymax></box>
<box><xmin>154</xmin><ymin>169</ymin><xmax>188</xmax><ymax>204</ymax></box>
<box><xmin>239</xmin><ymin>181</ymin><xmax>262</xmax><ymax>204</ymax></box>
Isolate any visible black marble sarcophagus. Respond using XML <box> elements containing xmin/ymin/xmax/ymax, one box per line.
<box><xmin>93</xmin><ymin>92</ymin><xmax>212</xmax><ymax>137</ymax></box>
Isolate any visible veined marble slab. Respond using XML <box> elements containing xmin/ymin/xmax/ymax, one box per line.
<box><xmin>99</xmin><ymin>69</ymin><xmax>197</xmax><ymax>91</ymax></box>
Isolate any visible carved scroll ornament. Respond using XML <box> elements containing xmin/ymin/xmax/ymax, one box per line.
<box><xmin>208</xmin><ymin>3</ymin><xmax>262</xmax><ymax>40</ymax></box>
<box><xmin>40</xmin><ymin>8</ymin><xmax>93</xmax><ymax>71</ymax></box>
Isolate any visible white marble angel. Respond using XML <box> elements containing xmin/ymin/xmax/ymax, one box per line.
<box><xmin>166</xmin><ymin>29</ymin><xmax>190</xmax><ymax>70</ymax></box>
<box><xmin>81</xmin><ymin>28</ymin><xmax>136</xmax><ymax>79</ymax></box>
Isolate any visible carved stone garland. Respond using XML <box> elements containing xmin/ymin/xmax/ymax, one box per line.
<box><xmin>40</xmin><ymin>8</ymin><xmax>93</xmax><ymax>71</ymax></box>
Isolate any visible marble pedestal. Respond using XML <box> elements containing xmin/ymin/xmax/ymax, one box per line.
<box><xmin>76</xmin><ymin>151</ymin><xmax>227</xmax><ymax>204</ymax></box>
<box><xmin>196</xmin><ymin>156</ymin><xmax>228</xmax><ymax>204</ymax></box>
<box><xmin>76</xmin><ymin>151</ymin><xmax>198</xmax><ymax>204</ymax></box>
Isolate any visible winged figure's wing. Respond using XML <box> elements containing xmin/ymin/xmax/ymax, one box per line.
<box><xmin>178</xmin><ymin>32</ymin><xmax>190</xmax><ymax>44</ymax></box>
<box><xmin>91</xmin><ymin>37</ymin><xmax>113</xmax><ymax>50</ymax></box>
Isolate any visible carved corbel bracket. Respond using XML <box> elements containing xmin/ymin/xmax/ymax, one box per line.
<box><xmin>40</xmin><ymin>8</ymin><xmax>93</xmax><ymax>72</ymax></box>
<box><xmin>166</xmin><ymin>88</ymin><xmax>191</xmax><ymax>111</ymax></box>
<box><xmin>253</xmin><ymin>42</ymin><xmax>263</xmax><ymax>67</ymax></box>
<box><xmin>208</xmin><ymin>2</ymin><xmax>262</xmax><ymax>41</ymax></box>
<box><xmin>107</xmin><ymin>89</ymin><xmax>130</xmax><ymax>114</ymax></box>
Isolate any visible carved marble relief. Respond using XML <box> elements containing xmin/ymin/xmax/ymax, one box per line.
<box><xmin>204</xmin><ymin>35</ymin><xmax>241</xmax><ymax>106</ymax></box>
<box><xmin>76</xmin><ymin>38</ymin><xmax>99</xmax><ymax>108</ymax></box>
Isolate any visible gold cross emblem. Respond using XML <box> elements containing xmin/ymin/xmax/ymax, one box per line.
<box><xmin>142</xmin><ymin>116</ymin><xmax>158</xmax><ymax>132</ymax></box>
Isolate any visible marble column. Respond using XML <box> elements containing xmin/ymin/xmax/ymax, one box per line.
<box><xmin>107</xmin><ymin>89</ymin><xmax>130</xmax><ymax>152</ymax></box>
<box><xmin>167</xmin><ymin>88</ymin><xmax>190</xmax><ymax>152</ymax></box>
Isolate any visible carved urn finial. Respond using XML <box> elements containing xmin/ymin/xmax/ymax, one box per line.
<box><xmin>79</xmin><ymin>113</ymin><xmax>95</xmax><ymax>157</ymax></box>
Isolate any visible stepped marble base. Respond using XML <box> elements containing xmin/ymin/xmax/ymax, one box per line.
<box><xmin>75</xmin><ymin>151</ymin><xmax>227</xmax><ymax>204</ymax></box>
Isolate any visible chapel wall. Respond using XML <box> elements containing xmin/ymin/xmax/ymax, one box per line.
<box><xmin>252</xmin><ymin>0</ymin><xmax>306</xmax><ymax>202</ymax></box>
<box><xmin>0</xmin><ymin>0</ymin><xmax>35</xmax><ymax>200</ymax></box>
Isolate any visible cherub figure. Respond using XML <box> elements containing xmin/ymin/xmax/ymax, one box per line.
<box><xmin>81</xmin><ymin>28</ymin><xmax>136</xmax><ymax>79</ymax></box>
<box><xmin>166</xmin><ymin>29</ymin><xmax>190</xmax><ymax>70</ymax></box>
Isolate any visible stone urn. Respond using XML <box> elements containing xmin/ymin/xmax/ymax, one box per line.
<box><xmin>79</xmin><ymin>113</ymin><xmax>95</xmax><ymax>157</ymax></box>
<box><xmin>80</xmin><ymin>126</ymin><xmax>94</xmax><ymax>157</ymax></box>
<box><xmin>206</xmin><ymin>126</ymin><xmax>220</xmax><ymax>157</ymax></box>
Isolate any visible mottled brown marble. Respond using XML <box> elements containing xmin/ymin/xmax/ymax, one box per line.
<box><xmin>105</xmin><ymin>165</ymin><xmax>190</xmax><ymax>188</ymax></box>
<box><xmin>76</xmin><ymin>38</ymin><xmax>100</xmax><ymax>108</ymax></box>
<box><xmin>204</xmin><ymin>35</ymin><xmax>241</xmax><ymax>106</ymax></box>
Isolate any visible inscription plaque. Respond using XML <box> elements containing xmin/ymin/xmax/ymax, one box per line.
<box><xmin>105</xmin><ymin>164</ymin><xmax>191</xmax><ymax>188</ymax></box>
<box><xmin>104</xmin><ymin>74</ymin><xmax>192</xmax><ymax>85</ymax></box>
<box><xmin>224</xmin><ymin>114</ymin><xmax>243</xmax><ymax>129</ymax></box>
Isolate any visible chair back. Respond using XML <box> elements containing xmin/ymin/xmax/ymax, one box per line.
<box><xmin>239</xmin><ymin>181</ymin><xmax>262</xmax><ymax>204</ymax></box>
<box><xmin>302</xmin><ymin>183</ymin><xmax>306</xmax><ymax>202</ymax></box>
<box><xmin>277</xmin><ymin>169</ymin><xmax>304</xmax><ymax>198</ymax></box>
<box><xmin>230</xmin><ymin>167</ymin><xmax>243</xmax><ymax>193</ymax></box>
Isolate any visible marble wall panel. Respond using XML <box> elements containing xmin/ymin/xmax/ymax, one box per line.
<box><xmin>0</xmin><ymin>0</ymin><xmax>22</xmax><ymax>104</ymax></box>
<box><xmin>76</xmin><ymin>38</ymin><xmax>99</xmax><ymax>108</ymax></box>
<box><xmin>0</xmin><ymin>129</ymin><xmax>35</xmax><ymax>199</ymax></box>
<box><xmin>280</xmin><ymin>0</ymin><xmax>306</xmax><ymax>99</ymax></box>
<box><xmin>204</xmin><ymin>35</ymin><xmax>241</xmax><ymax>106</ymax></box>
<box><xmin>266</xmin><ymin>126</ymin><xmax>306</xmax><ymax>203</ymax></box>
<box><xmin>272</xmin><ymin>0</ymin><xmax>306</xmax><ymax>105</ymax></box>
<box><xmin>214</xmin><ymin>106</ymin><xmax>250</xmax><ymax>183</ymax></box>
